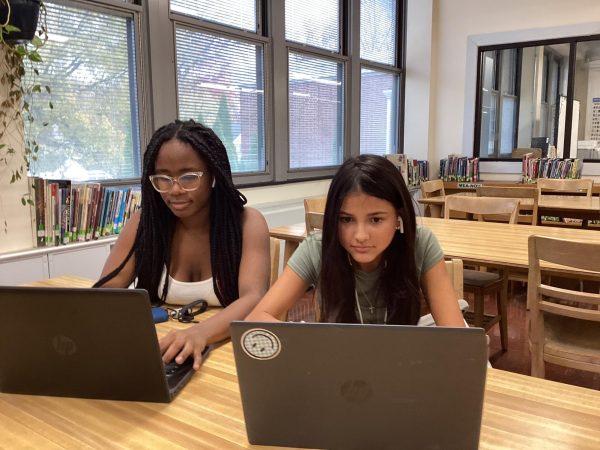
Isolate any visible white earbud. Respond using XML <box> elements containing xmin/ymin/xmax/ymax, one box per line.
<box><xmin>396</xmin><ymin>216</ymin><xmax>404</xmax><ymax>234</ymax></box>
<box><xmin>211</xmin><ymin>178</ymin><xmax>216</xmax><ymax>188</ymax></box>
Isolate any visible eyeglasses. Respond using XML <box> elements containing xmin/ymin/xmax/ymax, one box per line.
<box><xmin>166</xmin><ymin>299</ymin><xmax>208</xmax><ymax>323</ymax></box>
<box><xmin>149</xmin><ymin>171</ymin><xmax>204</xmax><ymax>193</ymax></box>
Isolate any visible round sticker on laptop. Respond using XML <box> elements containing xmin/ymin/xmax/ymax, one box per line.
<box><xmin>240</xmin><ymin>328</ymin><xmax>281</xmax><ymax>360</ymax></box>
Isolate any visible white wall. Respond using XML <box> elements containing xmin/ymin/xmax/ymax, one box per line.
<box><xmin>412</xmin><ymin>0</ymin><xmax>600</xmax><ymax>180</ymax></box>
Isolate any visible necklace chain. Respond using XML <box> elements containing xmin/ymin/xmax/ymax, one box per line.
<box><xmin>354</xmin><ymin>286</ymin><xmax>387</xmax><ymax>324</ymax></box>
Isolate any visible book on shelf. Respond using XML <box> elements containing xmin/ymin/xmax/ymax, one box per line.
<box><xmin>25</xmin><ymin>178</ymin><xmax>141</xmax><ymax>249</ymax></box>
<box><xmin>384</xmin><ymin>154</ymin><xmax>429</xmax><ymax>188</ymax></box>
<box><xmin>439</xmin><ymin>155</ymin><xmax>479</xmax><ymax>182</ymax></box>
<box><xmin>521</xmin><ymin>153</ymin><xmax>583</xmax><ymax>182</ymax></box>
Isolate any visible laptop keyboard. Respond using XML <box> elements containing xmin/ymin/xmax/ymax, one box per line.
<box><xmin>165</xmin><ymin>358</ymin><xmax>193</xmax><ymax>378</ymax></box>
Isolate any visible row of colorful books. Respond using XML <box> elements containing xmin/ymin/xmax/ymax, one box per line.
<box><xmin>521</xmin><ymin>155</ymin><xmax>583</xmax><ymax>182</ymax></box>
<box><xmin>384</xmin><ymin>154</ymin><xmax>429</xmax><ymax>188</ymax></box>
<box><xmin>27</xmin><ymin>177</ymin><xmax>142</xmax><ymax>248</ymax></box>
<box><xmin>439</xmin><ymin>156</ymin><xmax>480</xmax><ymax>182</ymax></box>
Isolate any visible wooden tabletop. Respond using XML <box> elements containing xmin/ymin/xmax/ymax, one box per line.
<box><xmin>3</xmin><ymin>277</ymin><xmax>600</xmax><ymax>448</ymax></box>
<box><xmin>420</xmin><ymin>217</ymin><xmax>600</xmax><ymax>273</ymax></box>
<box><xmin>270</xmin><ymin>218</ymin><xmax>600</xmax><ymax>274</ymax></box>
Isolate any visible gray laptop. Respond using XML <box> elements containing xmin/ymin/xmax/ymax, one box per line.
<box><xmin>0</xmin><ymin>286</ymin><xmax>198</xmax><ymax>403</ymax></box>
<box><xmin>231</xmin><ymin>321</ymin><xmax>488</xmax><ymax>450</ymax></box>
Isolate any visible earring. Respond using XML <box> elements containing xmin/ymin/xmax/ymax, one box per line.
<box><xmin>211</xmin><ymin>178</ymin><xmax>216</xmax><ymax>188</ymax></box>
<box><xmin>396</xmin><ymin>216</ymin><xmax>404</xmax><ymax>234</ymax></box>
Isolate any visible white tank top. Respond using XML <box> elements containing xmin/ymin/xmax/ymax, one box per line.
<box><xmin>157</xmin><ymin>268</ymin><xmax>221</xmax><ymax>306</ymax></box>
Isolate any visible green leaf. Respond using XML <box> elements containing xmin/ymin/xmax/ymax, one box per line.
<box><xmin>49</xmin><ymin>101</ymin><xmax>54</xmax><ymax>109</ymax></box>
<box><xmin>32</xmin><ymin>85</ymin><xmax>42</xmax><ymax>93</ymax></box>
<box><xmin>26</xmin><ymin>199</ymin><xmax>34</xmax><ymax>206</ymax></box>
<box><xmin>28</xmin><ymin>51</ymin><xmax>43</xmax><ymax>63</ymax></box>
<box><xmin>21</xmin><ymin>198</ymin><xmax>26</xmax><ymax>206</ymax></box>
<box><xmin>5</xmin><ymin>25</ymin><xmax>21</xmax><ymax>33</ymax></box>
<box><xmin>31</xmin><ymin>36</ymin><xmax>43</xmax><ymax>47</ymax></box>
<box><xmin>45</xmin><ymin>85</ymin><xmax>51</xmax><ymax>94</ymax></box>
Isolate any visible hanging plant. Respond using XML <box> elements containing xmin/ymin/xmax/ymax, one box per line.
<box><xmin>0</xmin><ymin>0</ymin><xmax>51</xmax><ymax>204</ymax></box>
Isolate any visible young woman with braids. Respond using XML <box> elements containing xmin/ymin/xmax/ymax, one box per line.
<box><xmin>247</xmin><ymin>154</ymin><xmax>464</xmax><ymax>327</ymax></box>
<box><xmin>95</xmin><ymin>120</ymin><xmax>270</xmax><ymax>370</ymax></box>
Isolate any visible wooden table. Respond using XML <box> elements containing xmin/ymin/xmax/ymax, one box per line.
<box><xmin>3</xmin><ymin>276</ymin><xmax>600</xmax><ymax>448</ymax></box>
<box><xmin>270</xmin><ymin>218</ymin><xmax>600</xmax><ymax>275</ymax></box>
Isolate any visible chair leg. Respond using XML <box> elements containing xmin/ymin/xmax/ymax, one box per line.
<box><xmin>497</xmin><ymin>279</ymin><xmax>508</xmax><ymax>352</ymax></box>
<box><xmin>473</xmin><ymin>289</ymin><xmax>484</xmax><ymax>328</ymax></box>
<box><xmin>530</xmin><ymin>346</ymin><xmax>545</xmax><ymax>378</ymax></box>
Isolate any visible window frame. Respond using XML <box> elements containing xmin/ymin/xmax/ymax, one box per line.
<box><xmin>28</xmin><ymin>0</ymin><xmax>150</xmax><ymax>184</ymax></box>
<box><xmin>36</xmin><ymin>0</ymin><xmax>407</xmax><ymax>186</ymax></box>
<box><xmin>473</xmin><ymin>33</ymin><xmax>600</xmax><ymax>162</ymax></box>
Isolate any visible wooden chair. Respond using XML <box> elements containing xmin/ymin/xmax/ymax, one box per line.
<box><xmin>537</xmin><ymin>178</ymin><xmax>593</xmax><ymax>197</ymax></box>
<box><xmin>444</xmin><ymin>196</ymin><xmax>519</xmax><ymax>224</ymax></box>
<box><xmin>304</xmin><ymin>196</ymin><xmax>326</xmax><ymax>234</ymax></box>
<box><xmin>420</xmin><ymin>180</ymin><xmax>445</xmax><ymax>218</ymax></box>
<box><xmin>527</xmin><ymin>235</ymin><xmax>600</xmax><ymax>378</ymax></box>
<box><xmin>476</xmin><ymin>186</ymin><xmax>539</xmax><ymax>294</ymax></box>
<box><xmin>305</xmin><ymin>212</ymin><xmax>324</xmax><ymax>233</ymax></box>
<box><xmin>476</xmin><ymin>185</ymin><xmax>539</xmax><ymax>225</ymax></box>
<box><xmin>444</xmin><ymin>196</ymin><xmax>520</xmax><ymax>351</ymax></box>
<box><xmin>537</xmin><ymin>178</ymin><xmax>593</xmax><ymax>227</ymax></box>
<box><xmin>512</xmin><ymin>148</ymin><xmax>542</xmax><ymax>159</ymax></box>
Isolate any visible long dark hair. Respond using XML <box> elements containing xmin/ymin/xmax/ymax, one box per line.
<box><xmin>319</xmin><ymin>154</ymin><xmax>420</xmax><ymax>324</ymax></box>
<box><xmin>94</xmin><ymin>119</ymin><xmax>247</xmax><ymax>306</ymax></box>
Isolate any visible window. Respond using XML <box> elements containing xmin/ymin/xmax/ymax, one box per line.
<box><xmin>23</xmin><ymin>1</ymin><xmax>406</xmax><ymax>185</ymax></box>
<box><xmin>175</xmin><ymin>28</ymin><xmax>266</xmax><ymax>173</ymax></box>
<box><xmin>170</xmin><ymin>0</ymin><xmax>256</xmax><ymax>32</ymax></box>
<box><xmin>26</xmin><ymin>1</ymin><xmax>142</xmax><ymax>181</ymax></box>
<box><xmin>475</xmin><ymin>35</ymin><xmax>600</xmax><ymax>161</ymax></box>
<box><xmin>359</xmin><ymin>0</ymin><xmax>400</xmax><ymax>155</ymax></box>
<box><xmin>171</xmin><ymin>0</ymin><xmax>267</xmax><ymax>175</ymax></box>
<box><xmin>288</xmin><ymin>52</ymin><xmax>344</xmax><ymax>169</ymax></box>
<box><xmin>285</xmin><ymin>0</ymin><xmax>344</xmax><ymax>170</ymax></box>
<box><xmin>285</xmin><ymin>0</ymin><xmax>339</xmax><ymax>52</ymax></box>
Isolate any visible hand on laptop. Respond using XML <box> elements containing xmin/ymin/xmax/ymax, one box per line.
<box><xmin>159</xmin><ymin>327</ymin><xmax>208</xmax><ymax>371</ymax></box>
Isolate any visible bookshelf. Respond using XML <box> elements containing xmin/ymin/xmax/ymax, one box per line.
<box><xmin>28</xmin><ymin>178</ymin><xmax>141</xmax><ymax>249</ymax></box>
<box><xmin>384</xmin><ymin>154</ymin><xmax>429</xmax><ymax>188</ymax></box>
<box><xmin>521</xmin><ymin>155</ymin><xmax>583</xmax><ymax>182</ymax></box>
<box><xmin>0</xmin><ymin>235</ymin><xmax>117</xmax><ymax>285</ymax></box>
<box><xmin>442</xmin><ymin>180</ymin><xmax>600</xmax><ymax>195</ymax></box>
<box><xmin>439</xmin><ymin>156</ymin><xmax>480</xmax><ymax>182</ymax></box>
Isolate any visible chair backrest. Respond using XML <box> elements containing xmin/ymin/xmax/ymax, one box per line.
<box><xmin>305</xmin><ymin>211</ymin><xmax>324</xmax><ymax>233</ymax></box>
<box><xmin>527</xmin><ymin>235</ymin><xmax>600</xmax><ymax>376</ymax></box>
<box><xmin>420</xmin><ymin>179</ymin><xmax>445</xmax><ymax>198</ymax></box>
<box><xmin>476</xmin><ymin>185</ymin><xmax>539</xmax><ymax>225</ymax></box>
<box><xmin>527</xmin><ymin>235</ymin><xmax>600</xmax><ymax>323</ymax></box>
<box><xmin>304</xmin><ymin>196</ymin><xmax>327</xmax><ymax>233</ymax></box>
<box><xmin>444</xmin><ymin>196</ymin><xmax>519</xmax><ymax>224</ymax></box>
<box><xmin>269</xmin><ymin>237</ymin><xmax>281</xmax><ymax>287</ymax></box>
<box><xmin>512</xmin><ymin>148</ymin><xmax>542</xmax><ymax>159</ymax></box>
<box><xmin>444</xmin><ymin>258</ymin><xmax>464</xmax><ymax>300</ymax></box>
<box><xmin>536</xmin><ymin>178</ymin><xmax>593</xmax><ymax>197</ymax></box>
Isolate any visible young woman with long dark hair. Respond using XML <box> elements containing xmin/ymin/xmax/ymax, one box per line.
<box><xmin>95</xmin><ymin>120</ymin><xmax>270</xmax><ymax>369</ymax></box>
<box><xmin>247</xmin><ymin>154</ymin><xmax>464</xmax><ymax>326</ymax></box>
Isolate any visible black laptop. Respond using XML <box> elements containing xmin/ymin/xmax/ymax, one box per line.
<box><xmin>231</xmin><ymin>321</ymin><xmax>488</xmax><ymax>450</ymax></box>
<box><xmin>0</xmin><ymin>286</ymin><xmax>199</xmax><ymax>402</ymax></box>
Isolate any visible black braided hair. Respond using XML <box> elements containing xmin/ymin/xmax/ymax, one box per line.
<box><xmin>94</xmin><ymin>120</ymin><xmax>247</xmax><ymax>306</ymax></box>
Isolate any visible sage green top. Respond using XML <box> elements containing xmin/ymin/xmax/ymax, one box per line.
<box><xmin>287</xmin><ymin>226</ymin><xmax>444</xmax><ymax>324</ymax></box>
